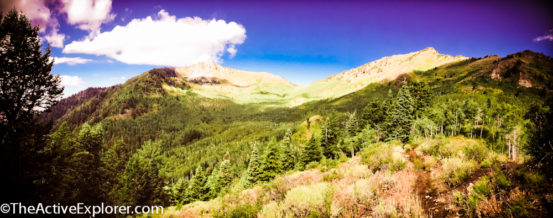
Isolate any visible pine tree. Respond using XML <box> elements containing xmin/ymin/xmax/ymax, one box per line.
<box><xmin>259</xmin><ymin>140</ymin><xmax>282</xmax><ymax>181</ymax></box>
<box><xmin>280</xmin><ymin>130</ymin><xmax>297</xmax><ymax>171</ymax></box>
<box><xmin>320</xmin><ymin>115</ymin><xmax>339</xmax><ymax>159</ymax></box>
<box><xmin>171</xmin><ymin>178</ymin><xmax>188</xmax><ymax>204</ymax></box>
<box><xmin>73</xmin><ymin>123</ymin><xmax>105</xmax><ymax>204</ymax></box>
<box><xmin>117</xmin><ymin>140</ymin><xmax>168</xmax><ymax>205</ymax></box>
<box><xmin>409</xmin><ymin>82</ymin><xmax>432</xmax><ymax>118</ymax></box>
<box><xmin>387</xmin><ymin>80</ymin><xmax>415</xmax><ymax>143</ymax></box>
<box><xmin>219</xmin><ymin>153</ymin><xmax>233</xmax><ymax>187</ymax></box>
<box><xmin>186</xmin><ymin>165</ymin><xmax>208</xmax><ymax>201</ymax></box>
<box><xmin>300</xmin><ymin>136</ymin><xmax>322</xmax><ymax>166</ymax></box>
<box><xmin>1</xmin><ymin>10</ymin><xmax>63</xmax><ymax>203</ymax></box>
<box><xmin>345</xmin><ymin>111</ymin><xmax>360</xmax><ymax>136</ymax></box>
<box><xmin>246</xmin><ymin>143</ymin><xmax>261</xmax><ymax>185</ymax></box>
<box><xmin>205</xmin><ymin>166</ymin><xmax>221</xmax><ymax>199</ymax></box>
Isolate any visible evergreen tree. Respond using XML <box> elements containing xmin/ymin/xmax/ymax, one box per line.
<box><xmin>259</xmin><ymin>140</ymin><xmax>282</xmax><ymax>181</ymax></box>
<box><xmin>246</xmin><ymin>143</ymin><xmax>261</xmax><ymax>185</ymax></box>
<box><xmin>0</xmin><ymin>9</ymin><xmax>63</xmax><ymax>203</ymax></box>
<box><xmin>73</xmin><ymin>123</ymin><xmax>105</xmax><ymax>204</ymax></box>
<box><xmin>361</xmin><ymin>100</ymin><xmax>387</xmax><ymax>129</ymax></box>
<box><xmin>205</xmin><ymin>166</ymin><xmax>221</xmax><ymax>199</ymax></box>
<box><xmin>186</xmin><ymin>165</ymin><xmax>208</xmax><ymax>201</ymax></box>
<box><xmin>102</xmin><ymin>139</ymin><xmax>131</xmax><ymax>204</ymax></box>
<box><xmin>280</xmin><ymin>130</ymin><xmax>296</xmax><ymax>171</ymax></box>
<box><xmin>320</xmin><ymin>115</ymin><xmax>339</xmax><ymax>159</ymax></box>
<box><xmin>171</xmin><ymin>178</ymin><xmax>188</xmax><ymax>204</ymax></box>
<box><xmin>40</xmin><ymin>122</ymin><xmax>76</xmax><ymax>203</ymax></box>
<box><xmin>345</xmin><ymin>111</ymin><xmax>360</xmax><ymax>136</ymax></box>
<box><xmin>525</xmin><ymin>102</ymin><xmax>553</xmax><ymax>173</ymax></box>
<box><xmin>117</xmin><ymin>140</ymin><xmax>168</xmax><ymax>206</ymax></box>
<box><xmin>300</xmin><ymin>136</ymin><xmax>322</xmax><ymax>166</ymax></box>
<box><xmin>409</xmin><ymin>81</ymin><xmax>432</xmax><ymax>118</ymax></box>
<box><xmin>387</xmin><ymin>80</ymin><xmax>415</xmax><ymax>143</ymax></box>
<box><xmin>219</xmin><ymin>152</ymin><xmax>233</xmax><ymax>187</ymax></box>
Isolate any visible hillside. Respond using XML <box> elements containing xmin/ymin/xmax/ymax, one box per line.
<box><xmin>41</xmin><ymin>49</ymin><xmax>553</xmax><ymax>217</ymax></box>
<box><xmin>289</xmin><ymin>47</ymin><xmax>467</xmax><ymax>105</ymax></box>
<box><xmin>175</xmin><ymin>62</ymin><xmax>297</xmax><ymax>106</ymax></box>
<box><xmin>40</xmin><ymin>87</ymin><xmax>110</xmax><ymax>121</ymax></box>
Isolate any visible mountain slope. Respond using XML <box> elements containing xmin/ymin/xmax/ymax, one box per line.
<box><xmin>174</xmin><ymin>62</ymin><xmax>297</xmax><ymax>106</ymax></box>
<box><xmin>163</xmin><ymin>48</ymin><xmax>467</xmax><ymax>107</ymax></box>
<box><xmin>289</xmin><ymin>47</ymin><xmax>467</xmax><ymax>105</ymax></box>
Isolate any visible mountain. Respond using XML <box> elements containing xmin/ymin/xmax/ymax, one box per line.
<box><xmin>162</xmin><ymin>47</ymin><xmax>467</xmax><ymax>107</ymax></box>
<box><xmin>40</xmin><ymin>86</ymin><xmax>109</xmax><ymax>121</ymax></box>
<box><xmin>290</xmin><ymin>47</ymin><xmax>467</xmax><ymax>105</ymax></box>
<box><xmin>174</xmin><ymin>62</ymin><xmax>297</xmax><ymax>106</ymax></box>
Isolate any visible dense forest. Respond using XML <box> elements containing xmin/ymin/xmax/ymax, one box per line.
<box><xmin>2</xmin><ymin>9</ymin><xmax>553</xmax><ymax>217</ymax></box>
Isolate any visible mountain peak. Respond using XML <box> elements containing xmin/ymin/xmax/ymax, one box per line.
<box><xmin>419</xmin><ymin>47</ymin><xmax>438</xmax><ymax>53</ymax></box>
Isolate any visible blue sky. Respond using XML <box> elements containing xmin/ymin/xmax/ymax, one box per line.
<box><xmin>9</xmin><ymin>0</ymin><xmax>553</xmax><ymax>96</ymax></box>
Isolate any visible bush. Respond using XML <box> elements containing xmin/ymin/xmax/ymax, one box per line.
<box><xmin>282</xmin><ymin>183</ymin><xmax>333</xmax><ymax>217</ymax></box>
<box><xmin>473</xmin><ymin>176</ymin><xmax>491</xmax><ymax>197</ymax></box>
<box><xmin>257</xmin><ymin>201</ymin><xmax>282</xmax><ymax>218</ymax></box>
<box><xmin>323</xmin><ymin>169</ymin><xmax>343</xmax><ymax>182</ymax></box>
<box><xmin>422</xmin><ymin>138</ymin><xmax>454</xmax><ymax>159</ymax></box>
<box><xmin>320</xmin><ymin>157</ymin><xmax>339</xmax><ymax>171</ymax></box>
<box><xmin>480</xmin><ymin>159</ymin><xmax>492</xmax><ymax>168</ymax></box>
<box><xmin>441</xmin><ymin>157</ymin><xmax>477</xmax><ymax>186</ymax></box>
<box><xmin>493</xmin><ymin>173</ymin><xmax>511</xmax><ymax>188</ymax></box>
<box><xmin>306</xmin><ymin>161</ymin><xmax>319</xmax><ymax>170</ymax></box>
<box><xmin>463</xmin><ymin>142</ymin><xmax>489</xmax><ymax>162</ymax></box>
<box><xmin>345</xmin><ymin>164</ymin><xmax>372</xmax><ymax>179</ymax></box>
<box><xmin>361</xmin><ymin>142</ymin><xmax>407</xmax><ymax>173</ymax></box>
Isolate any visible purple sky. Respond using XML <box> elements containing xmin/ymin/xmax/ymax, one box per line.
<box><xmin>8</xmin><ymin>0</ymin><xmax>553</xmax><ymax>95</ymax></box>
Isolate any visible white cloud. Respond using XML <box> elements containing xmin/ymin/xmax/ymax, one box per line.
<box><xmin>6</xmin><ymin>0</ymin><xmax>116</xmax><ymax>47</ymax></box>
<box><xmin>7</xmin><ymin>0</ymin><xmax>66</xmax><ymax>46</ymax></box>
<box><xmin>63</xmin><ymin>9</ymin><xmax>246</xmax><ymax>66</ymax></box>
<box><xmin>534</xmin><ymin>29</ymin><xmax>553</xmax><ymax>42</ymax></box>
<box><xmin>61</xmin><ymin>0</ymin><xmax>116</xmax><ymax>37</ymax></box>
<box><xmin>51</xmin><ymin>57</ymin><xmax>93</xmax><ymax>65</ymax></box>
<box><xmin>60</xmin><ymin>75</ymin><xmax>85</xmax><ymax>86</ymax></box>
<box><xmin>44</xmin><ymin>28</ymin><xmax>66</xmax><ymax>48</ymax></box>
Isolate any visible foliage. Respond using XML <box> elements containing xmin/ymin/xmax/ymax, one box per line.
<box><xmin>116</xmin><ymin>140</ymin><xmax>168</xmax><ymax>205</ymax></box>
<box><xmin>259</xmin><ymin>140</ymin><xmax>282</xmax><ymax>181</ymax></box>
<box><xmin>0</xmin><ymin>10</ymin><xmax>63</xmax><ymax>203</ymax></box>
<box><xmin>246</xmin><ymin>143</ymin><xmax>261</xmax><ymax>185</ymax></box>
<box><xmin>360</xmin><ymin>141</ymin><xmax>407</xmax><ymax>173</ymax></box>
<box><xmin>300</xmin><ymin>136</ymin><xmax>322</xmax><ymax>167</ymax></box>
<box><xmin>385</xmin><ymin>80</ymin><xmax>415</xmax><ymax>143</ymax></box>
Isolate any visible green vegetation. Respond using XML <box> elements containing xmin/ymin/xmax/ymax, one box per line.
<box><xmin>3</xmin><ymin>10</ymin><xmax>553</xmax><ymax>217</ymax></box>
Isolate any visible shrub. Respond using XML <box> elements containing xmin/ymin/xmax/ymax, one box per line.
<box><xmin>352</xmin><ymin>179</ymin><xmax>376</xmax><ymax>205</ymax></box>
<box><xmin>282</xmin><ymin>183</ymin><xmax>333</xmax><ymax>217</ymax></box>
<box><xmin>523</xmin><ymin>171</ymin><xmax>544</xmax><ymax>189</ymax></box>
<box><xmin>361</xmin><ymin>142</ymin><xmax>407</xmax><ymax>173</ymax></box>
<box><xmin>463</xmin><ymin>142</ymin><xmax>489</xmax><ymax>162</ymax></box>
<box><xmin>493</xmin><ymin>172</ymin><xmax>511</xmax><ymax>188</ymax></box>
<box><xmin>257</xmin><ymin>201</ymin><xmax>282</xmax><ymax>218</ymax></box>
<box><xmin>320</xmin><ymin>157</ymin><xmax>339</xmax><ymax>171</ymax></box>
<box><xmin>345</xmin><ymin>164</ymin><xmax>372</xmax><ymax>179</ymax></box>
<box><xmin>225</xmin><ymin>203</ymin><xmax>259</xmax><ymax>218</ymax></box>
<box><xmin>441</xmin><ymin>157</ymin><xmax>477</xmax><ymax>186</ymax></box>
<box><xmin>480</xmin><ymin>159</ymin><xmax>492</xmax><ymax>168</ymax></box>
<box><xmin>306</xmin><ymin>161</ymin><xmax>319</xmax><ymax>170</ymax></box>
<box><xmin>423</xmin><ymin>138</ymin><xmax>454</xmax><ymax>159</ymax></box>
<box><xmin>372</xmin><ymin>200</ymin><xmax>398</xmax><ymax>217</ymax></box>
<box><xmin>473</xmin><ymin>176</ymin><xmax>491</xmax><ymax>197</ymax></box>
<box><xmin>323</xmin><ymin>169</ymin><xmax>343</xmax><ymax>182</ymax></box>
